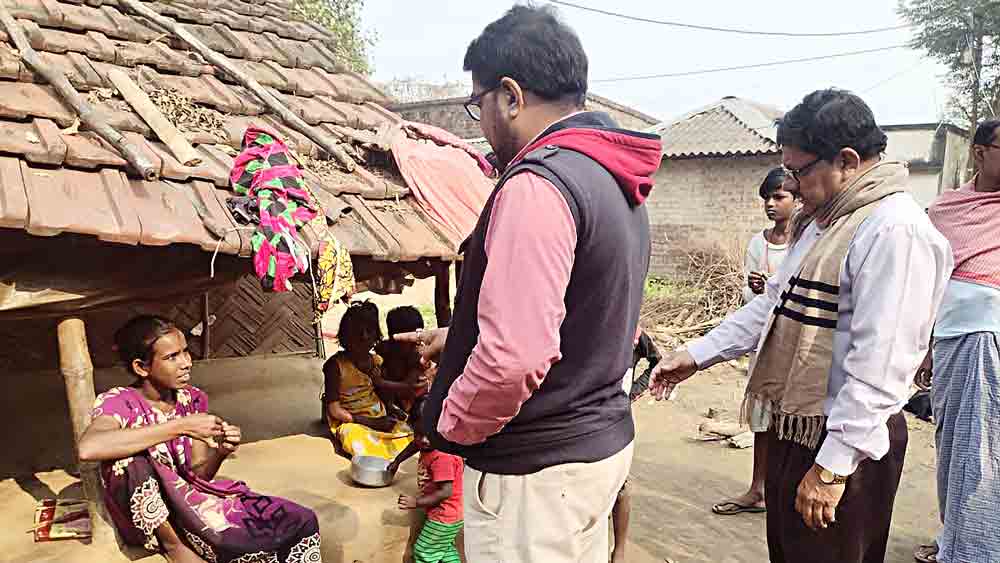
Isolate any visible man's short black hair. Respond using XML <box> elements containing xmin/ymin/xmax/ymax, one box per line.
<box><xmin>974</xmin><ymin>120</ymin><xmax>1000</xmax><ymax>146</ymax></box>
<box><xmin>386</xmin><ymin>306</ymin><xmax>424</xmax><ymax>337</ymax></box>
<box><xmin>464</xmin><ymin>5</ymin><xmax>588</xmax><ymax>106</ymax></box>
<box><xmin>759</xmin><ymin>167</ymin><xmax>787</xmax><ymax>200</ymax></box>
<box><xmin>777</xmin><ymin>89</ymin><xmax>887</xmax><ymax>161</ymax></box>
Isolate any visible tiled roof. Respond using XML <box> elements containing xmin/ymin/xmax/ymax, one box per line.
<box><xmin>0</xmin><ymin>0</ymin><xmax>457</xmax><ymax>261</ymax></box>
<box><xmin>650</xmin><ymin>96</ymin><xmax>784</xmax><ymax>158</ymax></box>
<box><xmin>585</xmin><ymin>93</ymin><xmax>659</xmax><ymax>127</ymax></box>
<box><xmin>465</xmin><ymin>137</ymin><xmax>491</xmax><ymax>155</ymax></box>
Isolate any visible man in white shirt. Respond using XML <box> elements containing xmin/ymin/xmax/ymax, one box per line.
<box><xmin>650</xmin><ymin>89</ymin><xmax>953</xmax><ymax>563</ymax></box>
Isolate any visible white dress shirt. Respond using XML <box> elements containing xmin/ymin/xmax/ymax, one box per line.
<box><xmin>688</xmin><ymin>192</ymin><xmax>953</xmax><ymax>475</ymax></box>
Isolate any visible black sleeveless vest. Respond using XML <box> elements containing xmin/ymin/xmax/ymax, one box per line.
<box><xmin>422</xmin><ymin>144</ymin><xmax>651</xmax><ymax>475</ymax></box>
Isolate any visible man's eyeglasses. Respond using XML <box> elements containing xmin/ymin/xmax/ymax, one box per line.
<box><xmin>464</xmin><ymin>85</ymin><xmax>500</xmax><ymax>122</ymax></box>
<box><xmin>783</xmin><ymin>157</ymin><xmax>823</xmax><ymax>183</ymax></box>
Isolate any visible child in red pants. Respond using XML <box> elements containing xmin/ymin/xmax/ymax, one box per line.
<box><xmin>389</xmin><ymin>399</ymin><xmax>463</xmax><ymax>563</ymax></box>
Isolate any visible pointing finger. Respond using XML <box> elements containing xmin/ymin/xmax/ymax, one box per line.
<box><xmin>393</xmin><ymin>331</ymin><xmax>423</xmax><ymax>344</ymax></box>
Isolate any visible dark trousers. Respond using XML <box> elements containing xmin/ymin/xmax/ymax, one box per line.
<box><xmin>765</xmin><ymin>413</ymin><xmax>908</xmax><ymax>563</ymax></box>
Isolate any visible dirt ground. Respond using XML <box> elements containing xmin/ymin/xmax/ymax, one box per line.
<box><xmin>627</xmin><ymin>362</ymin><xmax>939</xmax><ymax>563</ymax></box>
<box><xmin>0</xmin><ymin>278</ymin><xmax>940</xmax><ymax>562</ymax></box>
<box><xmin>0</xmin><ymin>351</ymin><xmax>662</xmax><ymax>563</ymax></box>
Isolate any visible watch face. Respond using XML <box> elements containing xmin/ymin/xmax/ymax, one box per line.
<box><xmin>820</xmin><ymin>469</ymin><xmax>834</xmax><ymax>484</ymax></box>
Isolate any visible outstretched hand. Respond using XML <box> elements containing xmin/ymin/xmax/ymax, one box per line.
<box><xmin>394</xmin><ymin>328</ymin><xmax>449</xmax><ymax>363</ymax></box>
<box><xmin>648</xmin><ymin>350</ymin><xmax>699</xmax><ymax>401</ymax></box>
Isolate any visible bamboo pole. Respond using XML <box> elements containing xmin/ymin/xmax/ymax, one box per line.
<box><xmin>107</xmin><ymin>68</ymin><xmax>202</xmax><ymax>167</ymax></box>
<box><xmin>117</xmin><ymin>0</ymin><xmax>356</xmax><ymax>173</ymax></box>
<box><xmin>57</xmin><ymin>318</ymin><xmax>117</xmax><ymax>544</ymax></box>
<box><xmin>434</xmin><ymin>261</ymin><xmax>452</xmax><ymax>328</ymax></box>
<box><xmin>201</xmin><ymin>293</ymin><xmax>211</xmax><ymax>360</ymax></box>
<box><xmin>0</xmin><ymin>6</ymin><xmax>158</xmax><ymax>181</ymax></box>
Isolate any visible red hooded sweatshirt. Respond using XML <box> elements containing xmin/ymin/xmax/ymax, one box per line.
<box><xmin>513</xmin><ymin>111</ymin><xmax>662</xmax><ymax>206</ymax></box>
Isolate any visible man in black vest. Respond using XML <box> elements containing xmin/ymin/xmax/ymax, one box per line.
<box><xmin>396</xmin><ymin>6</ymin><xmax>661</xmax><ymax>561</ymax></box>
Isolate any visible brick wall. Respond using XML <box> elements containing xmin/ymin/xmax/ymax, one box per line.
<box><xmin>647</xmin><ymin>154</ymin><xmax>781</xmax><ymax>278</ymax></box>
<box><xmin>393</xmin><ymin>96</ymin><xmax>658</xmax><ymax>140</ymax></box>
<box><xmin>393</xmin><ymin>99</ymin><xmax>482</xmax><ymax>139</ymax></box>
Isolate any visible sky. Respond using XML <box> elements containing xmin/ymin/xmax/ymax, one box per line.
<box><xmin>361</xmin><ymin>0</ymin><xmax>952</xmax><ymax>126</ymax></box>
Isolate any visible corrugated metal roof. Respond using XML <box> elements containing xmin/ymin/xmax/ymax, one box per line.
<box><xmin>650</xmin><ymin>97</ymin><xmax>784</xmax><ymax>158</ymax></box>
<box><xmin>0</xmin><ymin>0</ymin><xmax>458</xmax><ymax>260</ymax></box>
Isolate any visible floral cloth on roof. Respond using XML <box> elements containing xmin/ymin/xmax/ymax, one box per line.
<box><xmin>231</xmin><ymin>127</ymin><xmax>318</xmax><ymax>293</ymax></box>
<box><xmin>91</xmin><ymin>386</ymin><xmax>322</xmax><ymax>562</ymax></box>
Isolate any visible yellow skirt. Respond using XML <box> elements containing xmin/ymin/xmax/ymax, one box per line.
<box><xmin>332</xmin><ymin>420</ymin><xmax>413</xmax><ymax>460</ymax></box>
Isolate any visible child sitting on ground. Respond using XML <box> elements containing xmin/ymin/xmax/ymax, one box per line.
<box><xmin>388</xmin><ymin>399</ymin><xmax>463</xmax><ymax>563</ymax></box>
<box><xmin>375</xmin><ymin>306</ymin><xmax>430</xmax><ymax>412</ymax></box>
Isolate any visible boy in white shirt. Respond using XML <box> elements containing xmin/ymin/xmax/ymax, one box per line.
<box><xmin>714</xmin><ymin>168</ymin><xmax>798</xmax><ymax>516</ymax></box>
<box><xmin>743</xmin><ymin>168</ymin><xmax>798</xmax><ymax>304</ymax></box>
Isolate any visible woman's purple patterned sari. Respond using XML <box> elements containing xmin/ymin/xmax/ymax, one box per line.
<box><xmin>91</xmin><ymin>386</ymin><xmax>322</xmax><ymax>563</ymax></box>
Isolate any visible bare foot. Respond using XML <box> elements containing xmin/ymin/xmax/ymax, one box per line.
<box><xmin>611</xmin><ymin>549</ymin><xmax>626</xmax><ymax>563</ymax></box>
<box><xmin>712</xmin><ymin>490</ymin><xmax>765</xmax><ymax>515</ymax></box>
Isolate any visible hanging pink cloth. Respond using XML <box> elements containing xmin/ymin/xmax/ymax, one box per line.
<box><xmin>390</xmin><ymin>122</ymin><xmax>495</xmax><ymax>248</ymax></box>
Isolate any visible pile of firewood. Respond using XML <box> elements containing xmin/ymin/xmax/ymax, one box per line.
<box><xmin>641</xmin><ymin>243</ymin><xmax>745</xmax><ymax>345</ymax></box>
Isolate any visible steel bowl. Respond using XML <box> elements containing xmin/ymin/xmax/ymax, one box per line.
<box><xmin>351</xmin><ymin>455</ymin><xmax>393</xmax><ymax>487</ymax></box>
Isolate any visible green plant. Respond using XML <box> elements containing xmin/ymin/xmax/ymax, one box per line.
<box><xmin>416</xmin><ymin>303</ymin><xmax>438</xmax><ymax>330</ymax></box>
<box><xmin>291</xmin><ymin>0</ymin><xmax>376</xmax><ymax>74</ymax></box>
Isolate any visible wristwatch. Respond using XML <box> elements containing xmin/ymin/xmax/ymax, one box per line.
<box><xmin>816</xmin><ymin>465</ymin><xmax>849</xmax><ymax>485</ymax></box>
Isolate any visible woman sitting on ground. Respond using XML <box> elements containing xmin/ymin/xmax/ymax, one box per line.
<box><xmin>78</xmin><ymin>316</ymin><xmax>321</xmax><ymax>563</ymax></box>
<box><xmin>322</xmin><ymin>301</ymin><xmax>414</xmax><ymax>460</ymax></box>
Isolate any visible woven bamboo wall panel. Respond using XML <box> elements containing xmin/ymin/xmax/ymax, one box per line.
<box><xmin>0</xmin><ymin>274</ymin><xmax>316</xmax><ymax>373</ymax></box>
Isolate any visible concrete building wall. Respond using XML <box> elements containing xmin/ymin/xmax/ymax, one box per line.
<box><xmin>909</xmin><ymin>171</ymin><xmax>944</xmax><ymax>209</ymax></box>
<box><xmin>941</xmin><ymin>129</ymin><xmax>971</xmax><ymax>190</ymax></box>
<box><xmin>885</xmin><ymin>129</ymin><xmax>935</xmax><ymax>163</ymax></box>
<box><xmin>647</xmin><ymin>154</ymin><xmax>781</xmax><ymax>277</ymax></box>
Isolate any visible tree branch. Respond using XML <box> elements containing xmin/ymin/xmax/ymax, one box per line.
<box><xmin>0</xmin><ymin>5</ymin><xmax>158</xmax><ymax>181</ymax></box>
<box><xmin>118</xmin><ymin>0</ymin><xmax>357</xmax><ymax>173</ymax></box>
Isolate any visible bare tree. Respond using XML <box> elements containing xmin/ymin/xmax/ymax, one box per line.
<box><xmin>899</xmin><ymin>0</ymin><xmax>1000</xmax><ymax>177</ymax></box>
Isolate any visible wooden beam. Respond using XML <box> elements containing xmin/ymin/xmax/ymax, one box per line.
<box><xmin>201</xmin><ymin>293</ymin><xmax>211</xmax><ymax>360</ymax></box>
<box><xmin>56</xmin><ymin>318</ymin><xmax>116</xmax><ymax>543</ymax></box>
<box><xmin>434</xmin><ymin>261</ymin><xmax>452</xmax><ymax>328</ymax></box>
<box><xmin>117</xmin><ymin>0</ymin><xmax>356</xmax><ymax>173</ymax></box>
<box><xmin>107</xmin><ymin>69</ymin><xmax>202</xmax><ymax>167</ymax></box>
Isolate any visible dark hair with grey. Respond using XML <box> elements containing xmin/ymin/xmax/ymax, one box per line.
<box><xmin>115</xmin><ymin>316</ymin><xmax>178</xmax><ymax>376</ymax></box>
<box><xmin>974</xmin><ymin>120</ymin><xmax>1000</xmax><ymax>146</ymax></box>
<box><xmin>463</xmin><ymin>4</ymin><xmax>588</xmax><ymax>106</ymax></box>
<box><xmin>777</xmin><ymin>89</ymin><xmax>887</xmax><ymax>161</ymax></box>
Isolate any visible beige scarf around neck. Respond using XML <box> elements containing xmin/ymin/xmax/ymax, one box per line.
<box><xmin>744</xmin><ymin>161</ymin><xmax>909</xmax><ymax>449</ymax></box>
